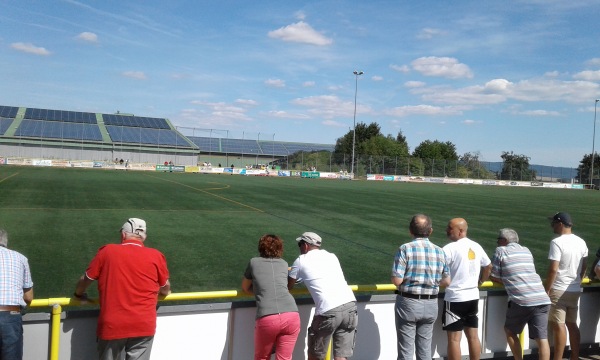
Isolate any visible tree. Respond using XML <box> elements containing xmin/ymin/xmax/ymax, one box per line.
<box><xmin>458</xmin><ymin>151</ymin><xmax>494</xmax><ymax>179</ymax></box>
<box><xmin>412</xmin><ymin>140</ymin><xmax>459</xmax><ymax>177</ymax></box>
<box><xmin>412</xmin><ymin>140</ymin><xmax>458</xmax><ymax>160</ymax></box>
<box><xmin>500</xmin><ymin>151</ymin><xmax>536</xmax><ymax>181</ymax></box>
<box><xmin>334</xmin><ymin>122</ymin><xmax>382</xmax><ymax>154</ymax></box>
<box><xmin>576</xmin><ymin>153</ymin><xmax>600</xmax><ymax>183</ymax></box>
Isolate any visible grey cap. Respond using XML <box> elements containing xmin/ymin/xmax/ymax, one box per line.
<box><xmin>296</xmin><ymin>232</ymin><xmax>322</xmax><ymax>246</ymax></box>
<box><xmin>121</xmin><ymin>218</ymin><xmax>147</xmax><ymax>235</ymax></box>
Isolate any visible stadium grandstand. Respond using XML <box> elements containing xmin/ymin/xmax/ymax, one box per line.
<box><xmin>0</xmin><ymin>105</ymin><xmax>335</xmax><ymax>167</ymax></box>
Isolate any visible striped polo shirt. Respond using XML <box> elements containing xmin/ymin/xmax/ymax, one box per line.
<box><xmin>491</xmin><ymin>242</ymin><xmax>550</xmax><ymax>306</ymax></box>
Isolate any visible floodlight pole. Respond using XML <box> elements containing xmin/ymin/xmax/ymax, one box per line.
<box><xmin>591</xmin><ymin>99</ymin><xmax>599</xmax><ymax>187</ymax></box>
<box><xmin>351</xmin><ymin>70</ymin><xmax>363</xmax><ymax>176</ymax></box>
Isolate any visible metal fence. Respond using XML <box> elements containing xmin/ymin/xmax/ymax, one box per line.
<box><xmin>278</xmin><ymin>152</ymin><xmax>580</xmax><ymax>183</ymax></box>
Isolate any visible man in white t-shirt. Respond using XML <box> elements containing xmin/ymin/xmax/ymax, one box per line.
<box><xmin>545</xmin><ymin>212</ymin><xmax>588</xmax><ymax>360</ymax></box>
<box><xmin>288</xmin><ymin>232</ymin><xmax>357</xmax><ymax>360</ymax></box>
<box><xmin>442</xmin><ymin>218</ymin><xmax>492</xmax><ymax>360</ymax></box>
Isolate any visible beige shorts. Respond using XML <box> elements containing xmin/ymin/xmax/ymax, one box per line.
<box><xmin>548</xmin><ymin>289</ymin><xmax>580</xmax><ymax>324</ymax></box>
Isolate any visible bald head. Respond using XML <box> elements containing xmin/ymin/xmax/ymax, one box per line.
<box><xmin>446</xmin><ymin>218</ymin><xmax>468</xmax><ymax>241</ymax></box>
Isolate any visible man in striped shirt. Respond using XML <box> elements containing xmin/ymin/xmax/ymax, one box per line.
<box><xmin>490</xmin><ymin>228</ymin><xmax>550</xmax><ymax>360</ymax></box>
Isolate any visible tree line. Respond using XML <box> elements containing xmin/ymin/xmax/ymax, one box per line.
<box><xmin>283</xmin><ymin>121</ymin><xmax>592</xmax><ymax>182</ymax></box>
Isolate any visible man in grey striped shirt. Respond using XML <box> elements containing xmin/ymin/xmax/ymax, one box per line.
<box><xmin>490</xmin><ymin>228</ymin><xmax>551</xmax><ymax>360</ymax></box>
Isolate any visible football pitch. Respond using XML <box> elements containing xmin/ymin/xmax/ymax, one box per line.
<box><xmin>1</xmin><ymin>165</ymin><xmax>599</xmax><ymax>300</ymax></box>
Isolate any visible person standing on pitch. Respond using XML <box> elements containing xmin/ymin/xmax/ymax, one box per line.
<box><xmin>391</xmin><ymin>214</ymin><xmax>450</xmax><ymax>360</ymax></box>
<box><xmin>288</xmin><ymin>232</ymin><xmax>357</xmax><ymax>360</ymax></box>
<box><xmin>0</xmin><ymin>229</ymin><xmax>33</xmax><ymax>360</ymax></box>
<box><xmin>490</xmin><ymin>228</ymin><xmax>551</xmax><ymax>360</ymax></box>
<box><xmin>442</xmin><ymin>218</ymin><xmax>492</xmax><ymax>360</ymax></box>
<box><xmin>545</xmin><ymin>212</ymin><xmax>588</xmax><ymax>360</ymax></box>
<box><xmin>74</xmin><ymin>218</ymin><xmax>171</xmax><ymax>360</ymax></box>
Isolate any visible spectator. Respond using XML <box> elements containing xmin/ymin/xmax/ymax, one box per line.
<box><xmin>391</xmin><ymin>214</ymin><xmax>450</xmax><ymax>360</ymax></box>
<box><xmin>544</xmin><ymin>212</ymin><xmax>588</xmax><ymax>360</ymax></box>
<box><xmin>588</xmin><ymin>247</ymin><xmax>600</xmax><ymax>281</ymax></box>
<box><xmin>241</xmin><ymin>234</ymin><xmax>300</xmax><ymax>360</ymax></box>
<box><xmin>0</xmin><ymin>229</ymin><xmax>33</xmax><ymax>360</ymax></box>
<box><xmin>74</xmin><ymin>218</ymin><xmax>171</xmax><ymax>360</ymax></box>
<box><xmin>490</xmin><ymin>228</ymin><xmax>551</xmax><ymax>360</ymax></box>
<box><xmin>442</xmin><ymin>218</ymin><xmax>492</xmax><ymax>360</ymax></box>
<box><xmin>288</xmin><ymin>232</ymin><xmax>357</xmax><ymax>360</ymax></box>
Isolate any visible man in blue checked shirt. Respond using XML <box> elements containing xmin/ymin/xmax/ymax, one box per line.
<box><xmin>0</xmin><ymin>229</ymin><xmax>34</xmax><ymax>360</ymax></box>
<box><xmin>391</xmin><ymin>214</ymin><xmax>450</xmax><ymax>360</ymax></box>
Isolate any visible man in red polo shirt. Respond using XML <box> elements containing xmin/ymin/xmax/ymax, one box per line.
<box><xmin>74</xmin><ymin>218</ymin><xmax>171</xmax><ymax>360</ymax></box>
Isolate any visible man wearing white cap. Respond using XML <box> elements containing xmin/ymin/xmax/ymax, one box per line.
<box><xmin>288</xmin><ymin>232</ymin><xmax>357</xmax><ymax>360</ymax></box>
<box><xmin>74</xmin><ymin>218</ymin><xmax>171</xmax><ymax>360</ymax></box>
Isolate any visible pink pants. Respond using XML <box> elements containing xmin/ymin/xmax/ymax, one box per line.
<box><xmin>254</xmin><ymin>312</ymin><xmax>301</xmax><ymax>360</ymax></box>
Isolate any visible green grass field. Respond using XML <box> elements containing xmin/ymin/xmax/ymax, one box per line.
<box><xmin>1</xmin><ymin>165</ymin><xmax>599</xmax><ymax>299</ymax></box>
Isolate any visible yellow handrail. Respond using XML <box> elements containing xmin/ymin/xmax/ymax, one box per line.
<box><xmin>28</xmin><ymin>279</ymin><xmax>597</xmax><ymax>360</ymax></box>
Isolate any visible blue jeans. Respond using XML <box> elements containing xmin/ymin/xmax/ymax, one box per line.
<box><xmin>395</xmin><ymin>296</ymin><xmax>438</xmax><ymax>360</ymax></box>
<box><xmin>0</xmin><ymin>311</ymin><xmax>23</xmax><ymax>360</ymax></box>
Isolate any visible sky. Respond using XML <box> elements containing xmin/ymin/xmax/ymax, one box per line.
<box><xmin>2</xmin><ymin>1</ymin><xmax>600</xmax><ymax>167</ymax></box>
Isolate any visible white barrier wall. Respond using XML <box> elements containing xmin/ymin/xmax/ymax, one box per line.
<box><xmin>22</xmin><ymin>287</ymin><xmax>600</xmax><ymax>360</ymax></box>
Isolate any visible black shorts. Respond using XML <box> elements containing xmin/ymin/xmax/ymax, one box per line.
<box><xmin>442</xmin><ymin>300</ymin><xmax>479</xmax><ymax>331</ymax></box>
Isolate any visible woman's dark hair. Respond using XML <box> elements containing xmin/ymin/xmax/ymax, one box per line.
<box><xmin>258</xmin><ymin>234</ymin><xmax>284</xmax><ymax>258</ymax></box>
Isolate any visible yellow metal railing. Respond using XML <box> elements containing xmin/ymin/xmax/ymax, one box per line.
<box><xmin>28</xmin><ymin>279</ymin><xmax>597</xmax><ymax>360</ymax></box>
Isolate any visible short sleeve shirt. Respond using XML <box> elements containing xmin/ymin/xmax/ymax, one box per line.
<box><xmin>0</xmin><ymin>247</ymin><xmax>33</xmax><ymax>307</ymax></box>
<box><xmin>548</xmin><ymin>233</ymin><xmax>588</xmax><ymax>292</ymax></box>
<box><xmin>392</xmin><ymin>238</ymin><xmax>449</xmax><ymax>296</ymax></box>
<box><xmin>443</xmin><ymin>237</ymin><xmax>491</xmax><ymax>302</ymax></box>
<box><xmin>86</xmin><ymin>239</ymin><xmax>169</xmax><ymax>340</ymax></box>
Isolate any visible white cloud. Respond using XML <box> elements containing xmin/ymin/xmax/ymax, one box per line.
<box><xmin>544</xmin><ymin>71</ymin><xmax>560</xmax><ymax>78</ymax></box>
<box><xmin>462</xmin><ymin>119</ymin><xmax>480</xmax><ymax>125</ymax></box>
<box><xmin>585</xmin><ymin>58</ymin><xmax>600</xmax><ymax>67</ymax></box>
<box><xmin>411</xmin><ymin>56</ymin><xmax>474</xmax><ymax>79</ymax></box>
<box><xmin>265</xmin><ymin>110</ymin><xmax>310</xmax><ymax>119</ymax></box>
<box><xmin>122</xmin><ymin>71</ymin><xmax>147</xmax><ymax>80</ymax></box>
<box><xmin>265</xmin><ymin>78</ymin><xmax>286</xmax><ymax>88</ymax></box>
<box><xmin>10</xmin><ymin>42</ymin><xmax>51</xmax><ymax>56</ymax></box>
<box><xmin>573</xmin><ymin>70</ymin><xmax>600</xmax><ymax>81</ymax></box>
<box><xmin>268</xmin><ymin>21</ymin><xmax>333</xmax><ymax>46</ymax></box>
<box><xmin>294</xmin><ymin>11</ymin><xmax>306</xmax><ymax>21</ymax></box>
<box><xmin>405</xmin><ymin>81</ymin><xmax>426</xmax><ymax>88</ymax></box>
<box><xmin>518</xmin><ymin>110</ymin><xmax>561</xmax><ymax>116</ymax></box>
<box><xmin>411</xmin><ymin>77</ymin><xmax>599</xmax><ymax>105</ymax></box>
<box><xmin>322</xmin><ymin>120</ymin><xmax>347</xmax><ymax>127</ymax></box>
<box><xmin>76</xmin><ymin>32</ymin><xmax>98</xmax><ymax>43</ymax></box>
<box><xmin>189</xmin><ymin>101</ymin><xmax>252</xmax><ymax>122</ymax></box>
<box><xmin>416</xmin><ymin>28</ymin><xmax>445</xmax><ymax>40</ymax></box>
<box><xmin>384</xmin><ymin>105</ymin><xmax>467</xmax><ymax>117</ymax></box>
<box><xmin>303</xmin><ymin>81</ymin><xmax>315</xmax><ymax>87</ymax></box>
<box><xmin>235</xmin><ymin>99</ymin><xmax>258</xmax><ymax>106</ymax></box>
<box><xmin>292</xmin><ymin>95</ymin><xmax>370</xmax><ymax>119</ymax></box>
<box><xmin>371</xmin><ymin>75</ymin><xmax>383</xmax><ymax>81</ymax></box>
<box><xmin>390</xmin><ymin>64</ymin><xmax>410</xmax><ymax>73</ymax></box>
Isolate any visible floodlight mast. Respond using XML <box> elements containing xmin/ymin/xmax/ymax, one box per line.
<box><xmin>351</xmin><ymin>70</ymin><xmax>364</xmax><ymax>177</ymax></box>
<box><xmin>591</xmin><ymin>99</ymin><xmax>600</xmax><ymax>188</ymax></box>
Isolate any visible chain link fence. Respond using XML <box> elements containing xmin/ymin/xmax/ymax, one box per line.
<box><xmin>277</xmin><ymin>152</ymin><xmax>580</xmax><ymax>183</ymax></box>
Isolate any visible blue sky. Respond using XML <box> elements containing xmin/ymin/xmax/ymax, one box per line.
<box><xmin>2</xmin><ymin>1</ymin><xmax>600</xmax><ymax>167</ymax></box>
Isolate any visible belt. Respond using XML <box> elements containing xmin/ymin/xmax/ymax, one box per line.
<box><xmin>0</xmin><ymin>306</ymin><xmax>20</xmax><ymax>312</ymax></box>
<box><xmin>395</xmin><ymin>290</ymin><xmax>437</xmax><ymax>300</ymax></box>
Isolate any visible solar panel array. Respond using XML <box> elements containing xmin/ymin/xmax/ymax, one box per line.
<box><xmin>24</xmin><ymin>108</ymin><xmax>97</xmax><ymax>124</ymax></box>
<box><xmin>187</xmin><ymin>136</ymin><xmax>335</xmax><ymax>155</ymax></box>
<box><xmin>0</xmin><ymin>106</ymin><xmax>19</xmax><ymax>119</ymax></box>
<box><xmin>103</xmin><ymin>114</ymin><xmax>170</xmax><ymax>129</ymax></box>
<box><xmin>15</xmin><ymin>120</ymin><xmax>103</xmax><ymax>141</ymax></box>
<box><xmin>0</xmin><ymin>118</ymin><xmax>14</xmax><ymax>135</ymax></box>
<box><xmin>106</xmin><ymin>126</ymin><xmax>192</xmax><ymax>147</ymax></box>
